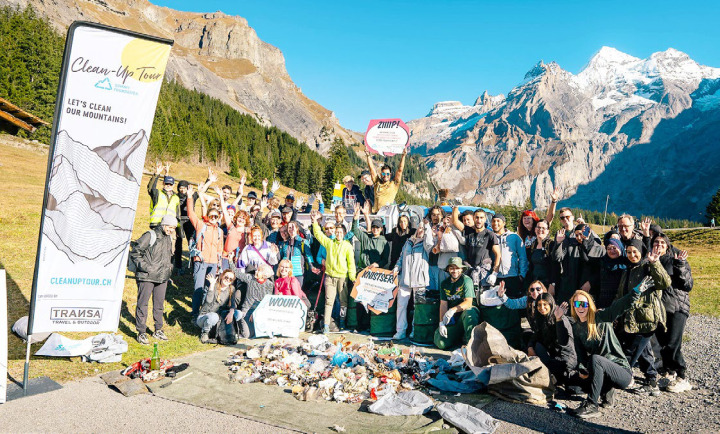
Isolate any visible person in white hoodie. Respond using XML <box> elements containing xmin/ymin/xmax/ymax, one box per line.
<box><xmin>491</xmin><ymin>213</ymin><xmax>529</xmax><ymax>299</ymax></box>
<box><xmin>392</xmin><ymin>222</ymin><xmax>434</xmax><ymax>339</ymax></box>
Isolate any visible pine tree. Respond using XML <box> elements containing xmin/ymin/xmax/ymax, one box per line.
<box><xmin>706</xmin><ymin>187</ymin><xmax>720</xmax><ymax>225</ymax></box>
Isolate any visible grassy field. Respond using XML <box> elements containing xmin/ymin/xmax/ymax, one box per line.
<box><xmin>1</xmin><ymin>136</ymin><xmax>719</xmax><ymax>383</ymax></box>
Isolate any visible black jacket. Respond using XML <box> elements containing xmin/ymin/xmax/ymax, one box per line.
<box><xmin>529</xmin><ymin>315</ymin><xmax>577</xmax><ymax>377</ymax></box>
<box><xmin>658</xmin><ymin>251</ymin><xmax>693</xmax><ymax>316</ymax></box>
<box><xmin>386</xmin><ymin>227</ymin><xmax>415</xmax><ymax>269</ymax></box>
<box><xmin>130</xmin><ymin>226</ymin><xmax>174</xmax><ymax>283</ymax></box>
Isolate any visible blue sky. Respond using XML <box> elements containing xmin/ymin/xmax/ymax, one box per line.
<box><xmin>154</xmin><ymin>0</ymin><xmax>719</xmax><ymax>132</ymax></box>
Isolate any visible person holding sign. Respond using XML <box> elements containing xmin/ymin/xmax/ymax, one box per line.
<box><xmin>310</xmin><ymin>210</ymin><xmax>357</xmax><ymax>333</ymax></box>
<box><xmin>365</xmin><ymin>148</ymin><xmax>408</xmax><ymax>213</ymax></box>
<box><xmin>434</xmin><ymin>257</ymin><xmax>480</xmax><ymax>350</ymax></box>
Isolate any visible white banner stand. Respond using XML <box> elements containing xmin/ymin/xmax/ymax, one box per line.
<box><xmin>1</xmin><ymin>270</ymin><xmax>7</xmax><ymax>403</ymax></box>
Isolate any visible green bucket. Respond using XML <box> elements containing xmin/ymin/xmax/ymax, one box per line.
<box><xmin>412</xmin><ymin>301</ymin><xmax>439</xmax><ymax>344</ymax></box>
<box><xmin>370</xmin><ymin>303</ymin><xmax>397</xmax><ymax>337</ymax></box>
<box><xmin>347</xmin><ymin>298</ymin><xmax>358</xmax><ymax>330</ymax></box>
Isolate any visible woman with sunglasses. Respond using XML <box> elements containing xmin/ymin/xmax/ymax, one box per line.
<box><xmin>186</xmin><ymin>185</ymin><xmax>225</xmax><ymax>321</ymax></box>
<box><xmin>569</xmin><ymin>278</ymin><xmax>653</xmax><ymax>419</ymax></box>
<box><xmin>496</xmin><ymin>280</ymin><xmax>548</xmax><ymax>350</ymax></box>
<box><xmin>615</xmin><ymin>239</ymin><xmax>671</xmax><ymax>397</ymax></box>
<box><xmin>196</xmin><ymin>269</ymin><xmax>236</xmax><ymax>344</ymax></box>
<box><xmin>364</xmin><ymin>147</ymin><xmax>408</xmax><ymax>213</ymax></box>
<box><xmin>527</xmin><ymin>293</ymin><xmax>576</xmax><ymax>387</ymax></box>
<box><xmin>650</xmin><ymin>233</ymin><xmax>693</xmax><ymax>393</ymax></box>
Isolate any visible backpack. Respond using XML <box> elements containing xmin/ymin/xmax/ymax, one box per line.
<box><xmin>188</xmin><ymin>224</ymin><xmax>208</xmax><ymax>261</ymax></box>
<box><xmin>128</xmin><ymin>230</ymin><xmax>157</xmax><ymax>273</ymax></box>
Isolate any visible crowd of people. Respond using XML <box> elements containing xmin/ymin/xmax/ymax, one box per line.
<box><xmin>129</xmin><ymin>148</ymin><xmax>695</xmax><ymax>419</ymax></box>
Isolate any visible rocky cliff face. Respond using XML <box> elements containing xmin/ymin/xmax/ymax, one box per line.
<box><xmin>2</xmin><ymin>0</ymin><xmax>359</xmax><ymax>154</ymax></box>
<box><xmin>408</xmin><ymin>47</ymin><xmax>720</xmax><ymax>219</ymax></box>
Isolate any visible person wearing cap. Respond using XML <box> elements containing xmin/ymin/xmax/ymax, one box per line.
<box><xmin>434</xmin><ymin>257</ymin><xmax>480</xmax><ymax>350</ymax></box>
<box><xmin>552</xmin><ymin>212</ymin><xmax>604</xmax><ymax>304</ymax></box>
<box><xmin>341</xmin><ymin>175</ymin><xmax>366</xmax><ymax>210</ymax></box>
<box><xmin>359</xmin><ymin>170</ymin><xmax>375</xmax><ymax>210</ymax></box>
<box><xmin>148</xmin><ymin>162</ymin><xmax>181</xmax><ymax>230</ymax></box>
<box><xmin>490</xmin><ymin>213</ymin><xmax>529</xmax><ymax>300</ymax></box>
<box><xmin>283</xmin><ymin>192</ymin><xmax>299</xmax><ymax>221</ymax></box>
<box><xmin>130</xmin><ymin>214</ymin><xmax>177</xmax><ymax>345</ymax></box>
<box><xmin>265</xmin><ymin>210</ymin><xmax>283</xmax><ymax>244</ymax></box>
<box><xmin>310</xmin><ymin>210</ymin><xmax>357</xmax><ymax>333</ymax></box>
<box><xmin>175</xmin><ymin>179</ymin><xmax>200</xmax><ymax>272</ymax></box>
<box><xmin>365</xmin><ymin>147</ymin><xmax>408</xmax><ymax>213</ymax></box>
<box><xmin>280</xmin><ymin>204</ymin><xmax>296</xmax><ymax>225</ymax></box>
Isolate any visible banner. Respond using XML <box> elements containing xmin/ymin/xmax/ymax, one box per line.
<box><xmin>1</xmin><ymin>270</ymin><xmax>6</xmax><ymax>403</ymax></box>
<box><xmin>364</xmin><ymin>119</ymin><xmax>410</xmax><ymax>156</ymax></box>
<box><xmin>351</xmin><ymin>267</ymin><xmax>398</xmax><ymax>314</ymax></box>
<box><xmin>253</xmin><ymin>295</ymin><xmax>308</xmax><ymax>338</ymax></box>
<box><xmin>29</xmin><ymin>22</ymin><xmax>173</xmax><ymax>333</ymax></box>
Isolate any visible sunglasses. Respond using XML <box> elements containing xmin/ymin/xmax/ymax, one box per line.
<box><xmin>222</xmin><ymin>275</ymin><xmax>234</xmax><ymax>282</ymax></box>
<box><xmin>560</xmin><ymin>215</ymin><xmax>573</xmax><ymax>220</ymax></box>
<box><xmin>381</xmin><ymin>172</ymin><xmax>391</xmax><ymax>176</ymax></box>
<box><xmin>529</xmin><ymin>286</ymin><xmax>543</xmax><ymax>292</ymax></box>
<box><xmin>209</xmin><ymin>214</ymin><xmax>220</xmax><ymax>220</ymax></box>
<box><xmin>573</xmin><ymin>301</ymin><xmax>589</xmax><ymax>309</ymax></box>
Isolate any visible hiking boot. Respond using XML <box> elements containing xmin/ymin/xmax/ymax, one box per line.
<box><xmin>153</xmin><ymin>329</ymin><xmax>169</xmax><ymax>341</ymax></box>
<box><xmin>200</xmin><ymin>333</ymin><xmax>216</xmax><ymax>344</ymax></box>
<box><xmin>574</xmin><ymin>400</ymin><xmax>601</xmax><ymax>419</ymax></box>
<box><xmin>392</xmin><ymin>331</ymin><xmax>407</xmax><ymax>340</ymax></box>
<box><xmin>137</xmin><ymin>332</ymin><xmax>150</xmax><ymax>345</ymax></box>
<box><xmin>601</xmin><ymin>388</ymin><xmax>616</xmax><ymax>408</ymax></box>
<box><xmin>667</xmin><ymin>377</ymin><xmax>693</xmax><ymax>393</ymax></box>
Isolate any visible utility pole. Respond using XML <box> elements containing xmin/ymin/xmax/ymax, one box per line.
<box><xmin>603</xmin><ymin>195</ymin><xmax>610</xmax><ymax>232</ymax></box>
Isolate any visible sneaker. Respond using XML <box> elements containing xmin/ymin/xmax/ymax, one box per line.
<box><xmin>633</xmin><ymin>380</ymin><xmax>661</xmax><ymax>397</ymax></box>
<box><xmin>574</xmin><ymin>400</ymin><xmax>601</xmax><ymax>419</ymax></box>
<box><xmin>666</xmin><ymin>378</ymin><xmax>693</xmax><ymax>393</ymax></box>
<box><xmin>153</xmin><ymin>329</ymin><xmax>169</xmax><ymax>341</ymax></box>
<box><xmin>659</xmin><ymin>372</ymin><xmax>677</xmax><ymax>390</ymax></box>
<box><xmin>200</xmin><ymin>333</ymin><xmax>216</xmax><ymax>344</ymax></box>
<box><xmin>601</xmin><ymin>388</ymin><xmax>615</xmax><ymax>408</ymax></box>
<box><xmin>392</xmin><ymin>331</ymin><xmax>406</xmax><ymax>340</ymax></box>
<box><xmin>137</xmin><ymin>332</ymin><xmax>150</xmax><ymax>345</ymax></box>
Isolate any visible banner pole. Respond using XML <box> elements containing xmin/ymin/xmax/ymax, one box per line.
<box><xmin>22</xmin><ymin>340</ymin><xmax>31</xmax><ymax>394</ymax></box>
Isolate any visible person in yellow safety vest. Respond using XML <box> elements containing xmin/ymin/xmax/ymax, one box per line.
<box><xmin>148</xmin><ymin>162</ymin><xmax>181</xmax><ymax>229</ymax></box>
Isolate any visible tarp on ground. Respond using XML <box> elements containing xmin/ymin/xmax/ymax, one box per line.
<box><xmin>152</xmin><ymin>335</ymin><xmax>494</xmax><ymax>433</ymax></box>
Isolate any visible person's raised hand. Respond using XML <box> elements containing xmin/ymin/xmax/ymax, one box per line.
<box><xmin>186</xmin><ymin>184</ymin><xmax>195</xmax><ymax>197</ymax></box>
<box><xmin>641</xmin><ymin>217</ymin><xmax>652</xmax><ymax>237</ymax></box>
<box><xmin>353</xmin><ymin>203</ymin><xmax>361</xmax><ymax>218</ymax></box>
<box><xmin>270</xmin><ymin>244</ymin><xmax>279</xmax><ymax>254</ymax></box>
<box><xmin>496</xmin><ymin>280</ymin><xmax>506</xmax><ymax>298</ymax></box>
<box><xmin>648</xmin><ymin>244</ymin><xmax>661</xmax><ymax>263</ymax></box>
<box><xmin>310</xmin><ymin>210</ymin><xmax>320</xmax><ymax>224</ymax></box>
<box><xmin>402</xmin><ymin>146</ymin><xmax>408</xmax><ymax>156</ymax></box>
<box><xmin>675</xmin><ymin>250</ymin><xmax>689</xmax><ymax>261</ymax></box>
<box><xmin>240</xmin><ymin>175</ymin><xmax>246</xmax><ymax>186</ymax></box>
<box><xmin>556</xmin><ymin>229</ymin><xmax>566</xmax><ymax>243</ymax></box>
<box><xmin>271</xmin><ymin>180</ymin><xmax>280</xmax><ymax>193</ymax></box>
<box><xmin>363</xmin><ymin>200</ymin><xmax>371</xmax><ymax>215</ymax></box>
<box><xmin>262</xmin><ymin>178</ymin><xmax>268</xmax><ymax>189</ymax></box>
<box><xmin>213</xmin><ymin>186</ymin><xmax>222</xmax><ymax>197</ymax></box>
<box><xmin>550</xmin><ymin>186</ymin><xmax>561</xmax><ymax>203</ymax></box>
<box><xmin>164</xmin><ymin>162</ymin><xmax>171</xmax><ymax>175</ymax></box>
<box><xmin>208</xmin><ymin>168</ymin><xmax>217</xmax><ymax>183</ymax></box>
<box><xmin>155</xmin><ymin>162</ymin><xmax>164</xmax><ymax>175</ymax></box>
<box><xmin>554</xmin><ymin>302</ymin><xmax>568</xmax><ymax>321</ymax></box>
<box><xmin>576</xmin><ymin>214</ymin><xmax>585</xmax><ymax>225</ymax></box>
<box><xmin>206</xmin><ymin>271</ymin><xmax>218</xmax><ymax>287</ymax></box>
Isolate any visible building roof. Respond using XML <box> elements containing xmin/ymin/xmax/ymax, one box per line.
<box><xmin>0</xmin><ymin>97</ymin><xmax>49</xmax><ymax>133</ymax></box>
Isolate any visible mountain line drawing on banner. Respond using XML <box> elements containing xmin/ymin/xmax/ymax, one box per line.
<box><xmin>43</xmin><ymin>130</ymin><xmax>148</xmax><ymax>265</ymax></box>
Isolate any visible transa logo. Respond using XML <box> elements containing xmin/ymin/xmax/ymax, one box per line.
<box><xmin>50</xmin><ymin>307</ymin><xmax>104</xmax><ymax>324</ymax></box>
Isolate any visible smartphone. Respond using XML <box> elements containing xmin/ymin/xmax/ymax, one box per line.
<box><xmin>582</xmin><ymin>225</ymin><xmax>591</xmax><ymax>238</ymax></box>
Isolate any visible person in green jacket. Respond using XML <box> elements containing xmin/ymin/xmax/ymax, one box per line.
<box><xmin>434</xmin><ymin>257</ymin><xmax>480</xmax><ymax>350</ymax></box>
<box><xmin>569</xmin><ymin>276</ymin><xmax>652</xmax><ymax>419</ymax></box>
<box><xmin>616</xmin><ymin>238</ymin><xmax>671</xmax><ymax>397</ymax></box>
<box><xmin>310</xmin><ymin>210</ymin><xmax>357</xmax><ymax>333</ymax></box>
<box><xmin>352</xmin><ymin>202</ymin><xmax>390</xmax><ymax>270</ymax></box>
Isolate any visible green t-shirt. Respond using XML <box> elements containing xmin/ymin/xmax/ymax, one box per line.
<box><xmin>440</xmin><ymin>275</ymin><xmax>475</xmax><ymax>309</ymax></box>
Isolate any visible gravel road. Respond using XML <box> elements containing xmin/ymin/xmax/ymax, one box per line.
<box><xmin>1</xmin><ymin>315</ymin><xmax>718</xmax><ymax>433</ymax></box>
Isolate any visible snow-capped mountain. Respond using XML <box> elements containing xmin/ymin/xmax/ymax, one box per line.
<box><xmin>407</xmin><ymin>47</ymin><xmax>720</xmax><ymax>219</ymax></box>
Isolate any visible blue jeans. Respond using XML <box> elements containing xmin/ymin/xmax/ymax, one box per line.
<box><xmin>196</xmin><ymin>312</ymin><xmax>220</xmax><ymax>334</ymax></box>
<box><xmin>192</xmin><ymin>261</ymin><xmax>218</xmax><ymax>318</ymax></box>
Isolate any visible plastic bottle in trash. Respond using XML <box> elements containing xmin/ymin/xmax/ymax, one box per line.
<box><xmin>409</xmin><ymin>345</ymin><xmax>416</xmax><ymax>360</ymax></box>
<box><xmin>151</xmin><ymin>343</ymin><xmax>160</xmax><ymax>370</ymax></box>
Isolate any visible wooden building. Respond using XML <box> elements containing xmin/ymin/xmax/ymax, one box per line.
<box><xmin>0</xmin><ymin>97</ymin><xmax>49</xmax><ymax>134</ymax></box>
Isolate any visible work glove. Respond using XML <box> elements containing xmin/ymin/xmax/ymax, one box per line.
<box><xmin>438</xmin><ymin>322</ymin><xmax>448</xmax><ymax>338</ymax></box>
<box><xmin>633</xmin><ymin>276</ymin><xmax>654</xmax><ymax>294</ymax></box>
<box><xmin>442</xmin><ymin>307</ymin><xmax>457</xmax><ymax>325</ymax></box>
<box><xmin>486</xmin><ymin>272</ymin><xmax>497</xmax><ymax>286</ymax></box>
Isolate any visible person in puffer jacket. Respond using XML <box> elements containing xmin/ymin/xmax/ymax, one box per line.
<box><xmin>651</xmin><ymin>233</ymin><xmax>694</xmax><ymax>393</ymax></box>
<box><xmin>615</xmin><ymin>238</ymin><xmax>671</xmax><ymax>397</ymax></box>
<box><xmin>392</xmin><ymin>222</ymin><xmax>434</xmax><ymax>340</ymax></box>
<box><xmin>130</xmin><ymin>215</ymin><xmax>176</xmax><ymax>345</ymax></box>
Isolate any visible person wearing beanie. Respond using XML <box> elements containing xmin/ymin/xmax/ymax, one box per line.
<box><xmin>129</xmin><ymin>214</ymin><xmax>177</xmax><ymax>345</ymax></box>
<box><xmin>651</xmin><ymin>233</ymin><xmax>694</xmax><ymax>393</ymax></box>
<box><xmin>597</xmin><ymin>237</ymin><xmax>628</xmax><ymax>309</ymax></box>
<box><xmin>616</xmin><ymin>238</ymin><xmax>671</xmax><ymax>397</ymax></box>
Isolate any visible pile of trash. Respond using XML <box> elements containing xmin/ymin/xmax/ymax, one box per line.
<box><xmin>224</xmin><ymin>322</ymin><xmax>554</xmax><ymax>407</ymax></box>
